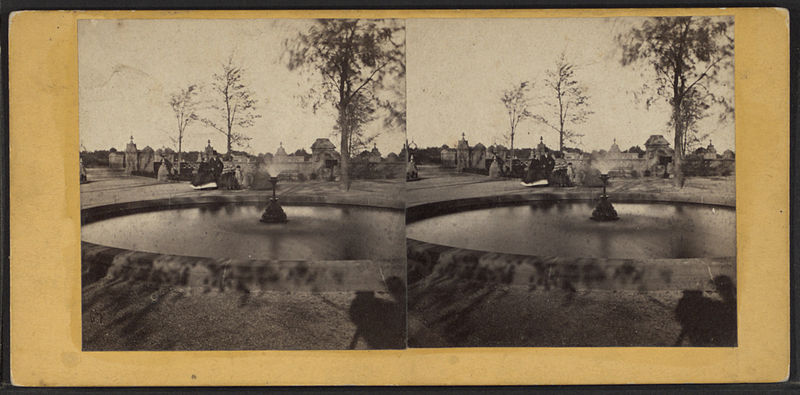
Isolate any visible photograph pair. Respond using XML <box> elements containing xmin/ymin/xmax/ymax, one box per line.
<box><xmin>78</xmin><ymin>16</ymin><xmax>735</xmax><ymax>351</ymax></box>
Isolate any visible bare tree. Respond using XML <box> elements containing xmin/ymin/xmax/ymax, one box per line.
<box><xmin>500</xmin><ymin>81</ymin><xmax>533</xmax><ymax>159</ymax></box>
<box><xmin>618</xmin><ymin>16</ymin><xmax>733</xmax><ymax>187</ymax></box>
<box><xmin>533</xmin><ymin>53</ymin><xmax>593</xmax><ymax>151</ymax></box>
<box><xmin>169</xmin><ymin>84</ymin><xmax>199</xmax><ymax>172</ymax></box>
<box><xmin>201</xmin><ymin>56</ymin><xmax>260</xmax><ymax>156</ymax></box>
<box><xmin>285</xmin><ymin>19</ymin><xmax>405</xmax><ymax>190</ymax></box>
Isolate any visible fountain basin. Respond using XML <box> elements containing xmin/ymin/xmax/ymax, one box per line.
<box><xmin>405</xmin><ymin>192</ymin><xmax>736</xmax><ymax>291</ymax></box>
<box><xmin>82</xmin><ymin>198</ymin><xmax>404</xmax><ymax>262</ymax></box>
<box><xmin>407</xmin><ymin>200</ymin><xmax>733</xmax><ymax>259</ymax></box>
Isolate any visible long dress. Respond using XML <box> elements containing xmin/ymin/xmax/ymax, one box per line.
<box><xmin>544</xmin><ymin>155</ymin><xmax>555</xmax><ymax>181</ymax></box>
<box><xmin>211</xmin><ymin>157</ymin><xmax>224</xmax><ymax>181</ymax></box>
<box><xmin>407</xmin><ymin>160</ymin><xmax>419</xmax><ymax>180</ymax></box>
<box><xmin>523</xmin><ymin>158</ymin><xmax>539</xmax><ymax>183</ymax></box>
<box><xmin>488</xmin><ymin>158</ymin><xmax>501</xmax><ymax>178</ymax></box>
<box><xmin>522</xmin><ymin>158</ymin><xmax>548</xmax><ymax>186</ymax></box>
<box><xmin>566</xmin><ymin>164</ymin><xmax>576</xmax><ymax>186</ymax></box>
<box><xmin>551</xmin><ymin>158</ymin><xmax>568</xmax><ymax>186</ymax></box>
<box><xmin>157</xmin><ymin>160</ymin><xmax>170</xmax><ymax>182</ymax></box>
<box><xmin>191</xmin><ymin>162</ymin><xmax>218</xmax><ymax>189</ymax></box>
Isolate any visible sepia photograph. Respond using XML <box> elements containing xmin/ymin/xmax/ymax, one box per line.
<box><xmin>404</xmin><ymin>16</ymin><xmax>736</xmax><ymax>347</ymax></box>
<box><xmin>8</xmin><ymin>7</ymin><xmax>793</xmax><ymax>386</ymax></box>
<box><xmin>78</xmin><ymin>18</ymin><xmax>407</xmax><ymax>350</ymax></box>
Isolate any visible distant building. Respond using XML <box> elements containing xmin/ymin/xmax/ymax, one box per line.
<box><xmin>644</xmin><ymin>134</ymin><xmax>675</xmax><ymax>174</ymax></box>
<box><xmin>722</xmin><ymin>149</ymin><xmax>735</xmax><ymax>160</ymax></box>
<box><xmin>369</xmin><ymin>143</ymin><xmax>382</xmax><ymax>163</ymax></box>
<box><xmin>437</xmin><ymin>132</ymin><xmax>733</xmax><ymax>178</ymax></box>
<box><xmin>703</xmin><ymin>140</ymin><xmax>719</xmax><ymax>160</ymax></box>
<box><xmin>110</xmin><ymin>136</ymin><xmax>158</xmax><ymax>175</ymax></box>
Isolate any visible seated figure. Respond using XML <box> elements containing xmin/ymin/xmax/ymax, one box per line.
<box><xmin>191</xmin><ymin>161</ymin><xmax>218</xmax><ymax>190</ymax></box>
<box><xmin>521</xmin><ymin>154</ymin><xmax>548</xmax><ymax>187</ymax></box>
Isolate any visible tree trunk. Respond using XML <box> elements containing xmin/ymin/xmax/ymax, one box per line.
<box><xmin>338</xmin><ymin>105</ymin><xmax>351</xmax><ymax>191</ymax></box>
<box><xmin>672</xmin><ymin>103</ymin><xmax>685</xmax><ymax>188</ymax></box>
<box><xmin>227</xmin><ymin>131</ymin><xmax>232</xmax><ymax>157</ymax></box>
<box><xmin>509</xmin><ymin>128</ymin><xmax>515</xmax><ymax>159</ymax></box>
<box><xmin>176</xmin><ymin>135</ymin><xmax>182</xmax><ymax>176</ymax></box>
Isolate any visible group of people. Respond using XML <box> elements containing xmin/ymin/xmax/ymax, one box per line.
<box><xmin>521</xmin><ymin>150</ymin><xmax>575</xmax><ymax>187</ymax></box>
<box><xmin>191</xmin><ymin>152</ymin><xmax>243</xmax><ymax>190</ymax></box>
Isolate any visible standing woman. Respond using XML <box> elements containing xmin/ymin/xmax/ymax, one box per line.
<box><xmin>524</xmin><ymin>153</ymin><xmax>539</xmax><ymax>184</ymax></box>
<box><xmin>543</xmin><ymin>150</ymin><xmax>555</xmax><ymax>183</ymax></box>
<box><xmin>552</xmin><ymin>152</ymin><xmax>568</xmax><ymax>187</ymax></box>
<box><xmin>566</xmin><ymin>162</ymin><xmax>576</xmax><ymax>187</ymax></box>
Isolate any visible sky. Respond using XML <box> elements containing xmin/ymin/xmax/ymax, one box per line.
<box><xmin>79</xmin><ymin>17</ymin><xmax>734</xmax><ymax>156</ymax></box>
<box><xmin>406</xmin><ymin>17</ymin><xmax>735</xmax><ymax>153</ymax></box>
<box><xmin>78</xmin><ymin>19</ymin><xmax>406</xmax><ymax>156</ymax></box>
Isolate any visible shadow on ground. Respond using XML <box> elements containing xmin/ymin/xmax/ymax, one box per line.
<box><xmin>83</xmin><ymin>275</ymin><xmax>406</xmax><ymax>351</ymax></box>
<box><xmin>407</xmin><ymin>268</ymin><xmax>736</xmax><ymax>348</ymax></box>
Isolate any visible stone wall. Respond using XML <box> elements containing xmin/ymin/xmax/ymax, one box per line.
<box><xmin>407</xmin><ymin>239</ymin><xmax>734</xmax><ymax>292</ymax></box>
<box><xmin>82</xmin><ymin>242</ymin><xmax>390</xmax><ymax>293</ymax></box>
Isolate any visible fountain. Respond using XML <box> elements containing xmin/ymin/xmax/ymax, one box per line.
<box><xmin>82</xmin><ymin>152</ymin><xmax>405</xmax><ymax>261</ymax></box>
<box><xmin>406</xmin><ymin>154</ymin><xmax>735</xmax><ymax>259</ymax></box>
<box><xmin>590</xmin><ymin>173</ymin><xmax>619</xmax><ymax>221</ymax></box>
<box><xmin>261</xmin><ymin>176</ymin><xmax>288</xmax><ymax>223</ymax></box>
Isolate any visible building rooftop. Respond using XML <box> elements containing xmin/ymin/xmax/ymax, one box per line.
<box><xmin>311</xmin><ymin>138</ymin><xmax>336</xmax><ymax>151</ymax></box>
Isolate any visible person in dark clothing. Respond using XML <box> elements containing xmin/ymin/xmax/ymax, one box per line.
<box><xmin>551</xmin><ymin>152</ymin><xmax>569</xmax><ymax>186</ymax></box>
<box><xmin>191</xmin><ymin>156</ymin><xmax>218</xmax><ymax>189</ymax></box>
<box><xmin>210</xmin><ymin>152</ymin><xmax>224</xmax><ymax>182</ymax></box>
<box><xmin>522</xmin><ymin>152</ymin><xmax>550</xmax><ymax>186</ymax></box>
<box><xmin>543</xmin><ymin>150</ymin><xmax>555</xmax><ymax>181</ymax></box>
<box><xmin>523</xmin><ymin>155</ymin><xmax>540</xmax><ymax>184</ymax></box>
<box><xmin>494</xmin><ymin>155</ymin><xmax>506</xmax><ymax>177</ymax></box>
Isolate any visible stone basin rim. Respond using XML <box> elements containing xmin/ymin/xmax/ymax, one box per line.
<box><xmin>82</xmin><ymin>240</ymin><xmax>402</xmax><ymax>267</ymax></box>
<box><xmin>406</xmin><ymin>191</ymin><xmax>735</xmax><ymax>222</ymax></box>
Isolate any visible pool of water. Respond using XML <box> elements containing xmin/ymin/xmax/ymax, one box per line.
<box><xmin>406</xmin><ymin>201</ymin><xmax>735</xmax><ymax>259</ymax></box>
<box><xmin>82</xmin><ymin>204</ymin><xmax>405</xmax><ymax>261</ymax></box>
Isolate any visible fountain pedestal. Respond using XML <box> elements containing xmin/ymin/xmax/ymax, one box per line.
<box><xmin>591</xmin><ymin>174</ymin><xmax>619</xmax><ymax>221</ymax></box>
<box><xmin>261</xmin><ymin>176</ymin><xmax>288</xmax><ymax>223</ymax></box>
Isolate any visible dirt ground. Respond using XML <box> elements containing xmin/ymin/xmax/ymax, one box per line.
<box><xmin>83</xmin><ymin>280</ymin><xmax>405</xmax><ymax>351</ymax></box>
<box><xmin>407</xmin><ymin>276</ymin><xmax>725</xmax><ymax>348</ymax></box>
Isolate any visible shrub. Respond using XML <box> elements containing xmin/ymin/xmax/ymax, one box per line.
<box><xmin>296</xmin><ymin>173</ymin><xmax>307</xmax><ymax>182</ymax></box>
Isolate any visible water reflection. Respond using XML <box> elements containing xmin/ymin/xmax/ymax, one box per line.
<box><xmin>407</xmin><ymin>202</ymin><xmax>735</xmax><ymax>259</ymax></box>
<box><xmin>82</xmin><ymin>204</ymin><xmax>405</xmax><ymax>261</ymax></box>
